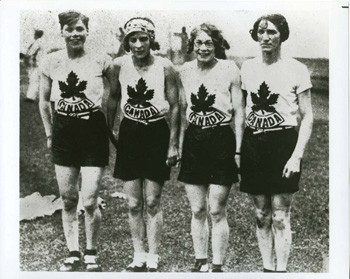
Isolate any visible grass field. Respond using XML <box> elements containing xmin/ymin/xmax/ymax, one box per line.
<box><xmin>19</xmin><ymin>57</ymin><xmax>329</xmax><ymax>272</ymax></box>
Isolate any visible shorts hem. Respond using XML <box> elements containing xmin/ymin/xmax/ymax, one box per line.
<box><xmin>178</xmin><ymin>173</ymin><xmax>238</xmax><ymax>186</ymax></box>
<box><xmin>114</xmin><ymin>173</ymin><xmax>170</xmax><ymax>183</ymax></box>
<box><xmin>240</xmin><ymin>188</ymin><xmax>299</xmax><ymax>195</ymax></box>
<box><xmin>52</xmin><ymin>159</ymin><xmax>108</xmax><ymax>168</ymax></box>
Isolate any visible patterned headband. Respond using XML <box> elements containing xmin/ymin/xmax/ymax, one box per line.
<box><xmin>124</xmin><ymin>18</ymin><xmax>155</xmax><ymax>40</ymax></box>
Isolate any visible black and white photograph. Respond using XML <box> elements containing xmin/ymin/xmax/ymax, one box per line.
<box><xmin>0</xmin><ymin>0</ymin><xmax>348</xmax><ymax>278</ymax></box>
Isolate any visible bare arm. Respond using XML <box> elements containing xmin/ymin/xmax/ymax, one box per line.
<box><xmin>178</xmin><ymin>75</ymin><xmax>188</xmax><ymax>160</ymax></box>
<box><xmin>230</xmin><ymin>64</ymin><xmax>245</xmax><ymax>170</ymax></box>
<box><xmin>283</xmin><ymin>89</ymin><xmax>313</xmax><ymax>178</ymax></box>
<box><xmin>38</xmin><ymin>72</ymin><xmax>53</xmax><ymax>148</ymax></box>
<box><xmin>164</xmin><ymin>61</ymin><xmax>180</xmax><ymax>166</ymax></box>
<box><xmin>106</xmin><ymin>60</ymin><xmax>121</xmax><ymax>132</ymax></box>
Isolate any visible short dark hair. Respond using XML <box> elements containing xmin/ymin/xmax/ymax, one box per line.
<box><xmin>58</xmin><ymin>11</ymin><xmax>89</xmax><ymax>31</ymax></box>
<box><xmin>250</xmin><ymin>14</ymin><xmax>289</xmax><ymax>42</ymax></box>
<box><xmin>123</xmin><ymin>17</ymin><xmax>160</xmax><ymax>52</ymax></box>
<box><xmin>187</xmin><ymin>23</ymin><xmax>229</xmax><ymax>59</ymax></box>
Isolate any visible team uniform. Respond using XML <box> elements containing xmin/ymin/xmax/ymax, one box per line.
<box><xmin>114</xmin><ymin>54</ymin><xmax>171</xmax><ymax>182</ymax></box>
<box><xmin>240</xmin><ymin>56</ymin><xmax>312</xmax><ymax>194</ymax></box>
<box><xmin>178</xmin><ymin>59</ymin><xmax>239</xmax><ymax>186</ymax></box>
<box><xmin>40</xmin><ymin>50</ymin><xmax>112</xmax><ymax>167</ymax></box>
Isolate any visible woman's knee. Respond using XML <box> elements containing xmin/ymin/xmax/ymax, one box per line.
<box><xmin>255</xmin><ymin>208</ymin><xmax>272</xmax><ymax>228</ymax></box>
<box><xmin>272</xmin><ymin>210</ymin><xmax>290</xmax><ymax>230</ymax></box>
<box><xmin>83</xmin><ymin>198</ymin><xmax>98</xmax><ymax>215</ymax></box>
<box><xmin>128</xmin><ymin>198</ymin><xmax>143</xmax><ymax>215</ymax></box>
<box><xmin>61</xmin><ymin>194</ymin><xmax>79</xmax><ymax>211</ymax></box>
<box><xmin>192</xmin><ymin>205</ymin><xmax>207</xmax><ymax>220</ymax></box>
<box><xmin>146</xmin><ymin>196</ymin><xmax>161</xmax><ymax>216</ymax></box>
<box><xmin>209</xmin><ymin>206</ymin><xmax>226</xmax><ymax>222</ymax></box>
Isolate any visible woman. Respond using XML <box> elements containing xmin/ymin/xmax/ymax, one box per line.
<box><xmin>107</xmin><ymin>17</ymin><xmax>179</xmax><ymax>272</ymax></box>
<box><xmin>39</xmin><ymin>11</ymin><xmax>113</xmax><ymax>272</ymax></box>
<box><xmin>178</xmin><ymin>23</ymin><xmax>244</xmax><ymax>272</ymax></box>
<box><xmin>240</xmin><ymin>14</ymin><xmax>313</xmax><ymax>272</ymax></box>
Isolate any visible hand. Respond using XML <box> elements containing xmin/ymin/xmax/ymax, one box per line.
<box><xmin>234</xmin><ymin>154</ymin><xmax>241</xmax><ymax>169</ymax></box>
<box><xmin>175</xmin><ymin>147</ymin><xmax>183</xmax><ymax>168</ymax></box>
<box><xmin>282</xmin><ymin>156</ymin><xmax>301</xmax><ymax>179</ymax></box>
<box><xmin>175</xmin><ymin>154</ymin><xmax>182</xmax><ymax>168</ymax></box>
<box><xmin>112</xmin><ymin>130</ymin><xmax>118</xmax><ymax>139</ymax></box>
<box><xmin>47</xmin><ymin>136</ymin><xmax>52</xmax><ymax>149</ymax></box>
<box><xmin>107</xmin><ymin>129</ymin><xmax>118</xmax><ymax>149</ymax></box>
<box><xmin>235</xmin><ymin>154</ymin><xmax>241</xmax><ymax>182</ymax></box>
<box><xmin>166</xmin><ymin>145</ymin><xmax>179</xmax><ymax>167</ymax></box>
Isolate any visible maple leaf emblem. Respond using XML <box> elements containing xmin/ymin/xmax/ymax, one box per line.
<box><xmin>190</xmin><ymin>84</ymin><xmax>216</xmax><ymax>115</ymax></box>
<box><xmin>251</xmin><ymin>82</ymin><xmax>279</xmax><ymax>114</ymax></box>
<box><xmin>127</xmin><ymin>78</ymin><xmax>155</xmax><ymax>108</ymax></box>
<box><xmin>58</xmin><ymin>71</ymin><xmax>87</xmax><ymax>100</ymax></box>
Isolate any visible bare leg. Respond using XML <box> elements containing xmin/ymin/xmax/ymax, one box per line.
<box><xmin>55</xmin><ymin>165</ymin><xmax>80</xmax><ymax>252</ymax></box>
<box><xmin>272</xmin><ymin>193</ymin><xmax>293</xmax><ymax>271</ymax></box>
<box><xmin>185</xmin><ymin>184</ymin><xmax>209</xmax><ymax>259</ymax></box>
<box><xmin>250</xmin><ymin>194</ymin><xmax>274</xmax><ymax>271</ymax></box>
<box><xmin>80</xmin><ymin>167</ymin><xmax>104</xmax><ymax>250</ymax></box>
<box><xmin>208</xmin><ymin>184</ymin><xmax>231</xmax><ymax>265</ymax></box>
<box><xmin>144</xmin><ymin>179</ymin><xmax>163</xmax><ymax>255</ymax></box>
<box><xmin>124</xmin><ymin>179</ymin><xmax>147</xmax><ymax>256</ymax></box>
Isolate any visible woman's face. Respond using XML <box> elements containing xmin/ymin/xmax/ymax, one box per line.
<box><xmin>128</xmin><ymin>32</ymin><xmax>151</xmax><ymax>59</ymax></box>
<box><xmin>257</xmin><ymin>19</ymin><xmax>281</xmax><ymax>54</ymax></box>
<box><xmin>61</xmin><ymin>19</ymin><xmax>88</xmax><ymax>51</ymax></box>
<box><xmin>194</xmin><ymin>31</ymin><xmax>215</xmax><ymax>63</ymax></box>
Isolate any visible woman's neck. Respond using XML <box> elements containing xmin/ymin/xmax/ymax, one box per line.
<box><xmin>132</xmin><ymin>53</ymin><xmax>153</xmax><ymax>68</ymax></box>
<box><xmin>66</xmin><ymin>46</ymin><xmax>85</xmax><ymax>59</ymax></box>
<box><xmin>262</xmin><ymin>47</ymin><xmax>281</xmax><ymax>65</ymax></box>
<box><xmin>197</xmin><ymin>58</ymin><xmax>218</xmax><ymax>71</ymax></box>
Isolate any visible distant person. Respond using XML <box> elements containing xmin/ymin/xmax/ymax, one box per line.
<box><xmin>174</xmin><ymin>27</ymin><xmax>188</xmax><ymax>54</ymax></box>
<box><xmin>39</xmin><ymin>11</ymin><xmax>114</xmax><ymax>272</ymax></box>
<box><xmin>240</xmin><ymin>14</ymin><xmax>313</xmax><ymax>272</ymax></box>
<box><xmin>174</xmin><ymin>26</ymin><xmax>189</xmax><ymax>63</ymax></box>
<box><xmin>116</xmin><ymin>27</ymin><xmax>126</xmax><ymax>57</ymax></box>
<box><xmin>107</xmin><ymin>17</ymin><xmax>179</xmax><ymax>272</ymax></box>
<box><xmin>178</xmin><ymin>23</ymin><xmax>244</xmax><ymax>272</ymax></box>
<box><xmin>25</xmin><ymin>29</ymin><xmax>44</xmax><ymax>102</ymax></box>
<box><xmin>107</xmin><ymin>28</ymin><xmax>126</xmax><ymax>59</ymax></box>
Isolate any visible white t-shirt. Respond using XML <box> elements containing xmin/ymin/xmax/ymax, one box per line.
<box><xmin>119</xmin><ymin>55</ymin><xmax>170</xmax><ymax>121</ymax></box>
<box><xmin>241</xmin><ymin>56</ymin><xmax>312</xmax><ymax>129</ymax></box>
<box><xmin>180</xmin><ymin>59</ymin><xmax>239</xmax><ymax>128</ymax></box>
<box><xmin>40</xmin><ymin>50</ymin><xmax>111</xmax><ymax>114</ymax></box>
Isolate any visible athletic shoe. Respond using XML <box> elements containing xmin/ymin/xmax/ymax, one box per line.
<box><xmin>191</xmin><ymin>261</ymin><xmax>209</xmax><ymax>272</ymax></box>
<box><xmin>84</xmin><ymin>254</ymin><xmax>101</xmax><ymax>272</ymax></box>
<box><xmin>126</xmin><ymin>261</ymin><xmax>147</xmax><ymax>272</ymax></box>
<box><xmin>211</xmin><ymin>267</ymin><xmax>224</xmax><ymax>272</ymax></box>
<box><xmin>24</xmin><ymin>98</ymin><xmax>35</xmax><ymax>103</ymax></box>
<box><xmin>125</xmin><ymin>252</ymin><xmax>147</xmax><ymax>272</ymax></box>
<box><xmin>59</xmin><ymin>251</ymin><xmax>81</xmax><ymax>272</ymax></box>
<box><xmin>147</xmin><ymin>254</ymin><xmax>160</xmax><ymax>272</ymax></box>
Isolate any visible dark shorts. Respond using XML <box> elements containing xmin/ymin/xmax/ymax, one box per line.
<box><xmin>51</xmin><ymin>111</ymin><xmax>109</xmax><ymax>167</ymax></box>
<box><xmin>178</xmin><ymin>124</ymin><xmax>239</xmax><ymax>186</ymax></box>
<box><xmin>114</xmin><ymin>118</ymin><xmax>170</xmax><ymax>182</ymax></box>
<box><xmin>240</xmin><ymin>127</ymin><xmax>301</xmax><ymax>195</ymax></box>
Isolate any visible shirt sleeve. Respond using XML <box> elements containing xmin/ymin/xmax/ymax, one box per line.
<box><xmin>38</xmin><ymin>54</ymin><xmax>51</xmax><ymax>78</ymax></box>
<box><xmin>296</xmin><ymin>63</ymin><xmax>312</xmax><ymax>94</ymax></box>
